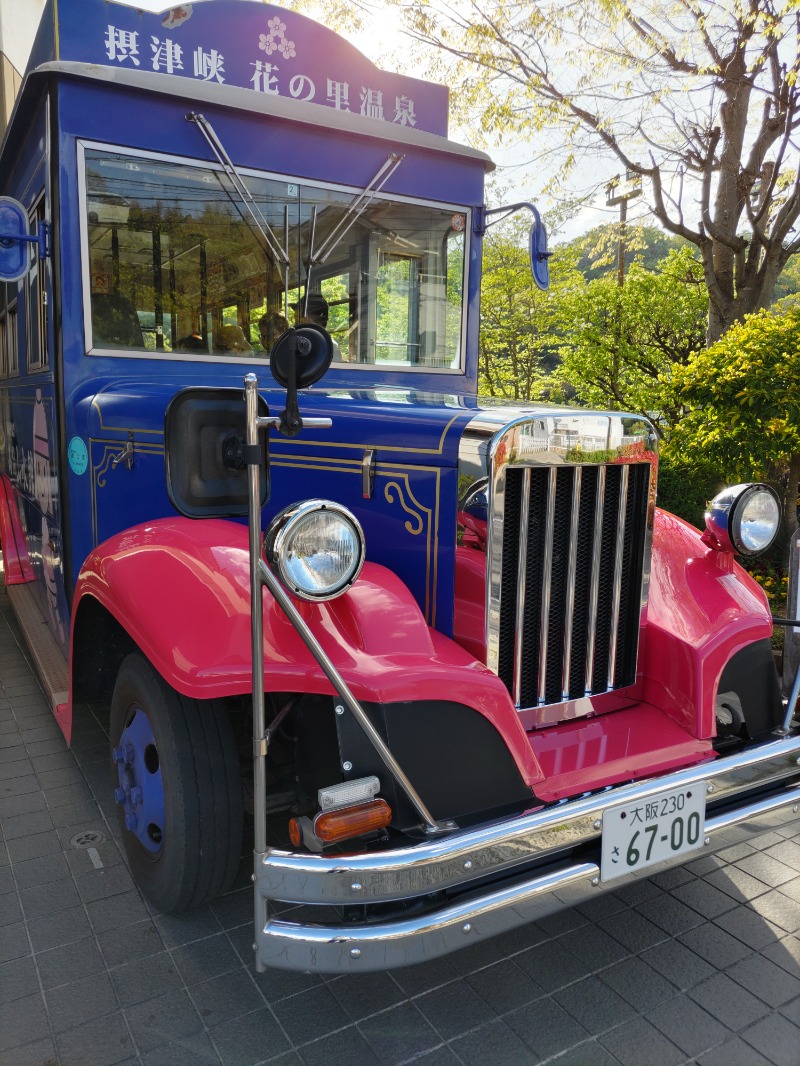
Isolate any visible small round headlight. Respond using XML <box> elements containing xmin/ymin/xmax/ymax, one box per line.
<box><xmin>704</xmin><ymin>483</ymin><xmax>781</xmax><ymax>556</ymax></box>
<box><xmin>265</xmin><ymin>500</ymin><xmax>365</xmax><ymax>601</ymax></box>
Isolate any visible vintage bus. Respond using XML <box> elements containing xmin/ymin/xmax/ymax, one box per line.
<box><xmin>0</xmin><ymin>0</ymin><xmax>797</xmax><ymax>973</ymax></box>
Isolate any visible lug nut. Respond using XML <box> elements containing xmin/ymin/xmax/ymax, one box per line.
<box><xmin>125</xmin><ymin>813</ymin><xmax>138</xmax><ymax>831</ymax></box>
<box><xmin>114</xmin><ymin>787</ymin><xmax>125</xmax><ymax>804</ymax></box>
<box><xmin>112</xmin><ymin>746</ymin><xmax>125</xmax><ymax>764</ymax></box>
<box><xmin>130</xmin><ymin>787</ymin><xmax>143</xmax><ymax>807</ymax></box>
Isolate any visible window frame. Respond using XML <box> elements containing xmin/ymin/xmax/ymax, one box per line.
<box><xmin>76</xmin><ymin>139</ymin><xmax>470</xmax><ymax>374</ymax></box>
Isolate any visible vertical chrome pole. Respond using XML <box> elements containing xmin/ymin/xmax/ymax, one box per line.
<box><xmin>245</xmin><ymin>374</ymin><xmax>267</xmax><ymax>856</ymax></box>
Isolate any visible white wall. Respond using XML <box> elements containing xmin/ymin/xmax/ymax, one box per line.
<box><xmin>0</xmin><ymin>0</ymin><xmax>47</xmax><ymax>75</ymax></box>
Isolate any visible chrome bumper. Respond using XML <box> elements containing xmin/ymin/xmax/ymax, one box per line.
<box><xmin>254</xmin><ymin>733</ymin><xmax>800</xmax><ymax>973</ymax></box>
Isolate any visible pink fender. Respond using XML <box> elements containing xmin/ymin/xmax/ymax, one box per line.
<box><xmin>71</xmin><ymin>517</ymin><xmax>543</xmax><ymax>787</ymax></box>
<box><xmin>642</xmin><ymin>509</ymin><xmax>773</xmax><ymax>737</ymax></box>
<box><xmin>0</xmin><ymin>474</ymin><xmax>34</xmax><ymax>584</ymax></box>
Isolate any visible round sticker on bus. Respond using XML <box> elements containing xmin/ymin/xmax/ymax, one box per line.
<box><xmin>68</xmin><ymin>436</ymin><xmax>88</xmax><ymax>476</ymax></box>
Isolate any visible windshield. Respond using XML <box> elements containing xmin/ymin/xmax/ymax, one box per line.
<box><xmin>81</xmin><ymin>148</ymin><xmax>466</xmax><ymax>370</ymax></box>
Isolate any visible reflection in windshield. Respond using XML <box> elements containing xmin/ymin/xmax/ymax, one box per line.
<box><xmin>83</xmin><ymin>149</ymin><xmax>466</xmax><ymax>369</ymax></box>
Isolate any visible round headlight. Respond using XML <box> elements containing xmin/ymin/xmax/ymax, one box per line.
<box><xmin>265</xmin><ymin>500</ymin><xmax>365</xmax><ymax>601</ymax></box>
<box><xmin>704</xmin><ymin>483</ymin><xmax>781</xmax><ymax>556</ymax></box>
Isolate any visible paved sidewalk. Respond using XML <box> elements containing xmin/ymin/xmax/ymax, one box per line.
<box><xmin>1</xmin><ymin>591</ymin><xmax>799</xmax><ymax>1066</ymax></box>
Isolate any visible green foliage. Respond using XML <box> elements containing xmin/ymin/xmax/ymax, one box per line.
<box><xmin>665</xmin><ymin>304</ymin><xmax>800</xmax><ymax>541</ymax></box>
<box><xmin>478</xmin><ymin>217</ymin><xmax>583</xmax><ymax>400</ymax></box>
<box><xmin>552</xmin><ymin>247</ymin><xmax>707</xmax><ymax>430</ymax></box>
<box><xmin>655</xmin><ymin>454</ymin><xmax>727</xmax><ymax>531</ymax></box>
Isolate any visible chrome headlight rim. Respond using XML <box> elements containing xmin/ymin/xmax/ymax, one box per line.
<box><xmin>705</xmin><ymin>483</ymin><xmax>781</xmax><ymax>557</ymax></box>
<box><xmin>264</xmin><ymin>499</ymin><xmax>365</xmax><ymax>601</ymax></box>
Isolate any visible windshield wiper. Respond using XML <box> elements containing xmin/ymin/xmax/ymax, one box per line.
<box><xmin>186</xmin><ymin>112</ymin><xmax>289</xmax><ymax>269</ymax></box>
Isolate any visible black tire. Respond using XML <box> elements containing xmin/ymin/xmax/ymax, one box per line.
<box><xmin>110</xmin><ymin>652</ymin><xmax>243</xmax><ymax>913</ymax></box>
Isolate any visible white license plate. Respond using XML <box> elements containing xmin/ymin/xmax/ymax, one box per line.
<box><xmin>600</xmin><ymin>782</ymin><xmax>706</xmax><ymax>882</ymax></box>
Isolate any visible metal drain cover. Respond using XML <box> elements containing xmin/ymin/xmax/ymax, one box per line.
<box><xmin>69</xmin><ymin>830</ymin><xmax>105</xmax><ymax>849</ymax></box>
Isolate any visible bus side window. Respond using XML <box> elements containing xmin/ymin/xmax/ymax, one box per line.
<box><xmin>26</xmin><ymin>195</ymin><xmax>47</xmax><ymax>373</ymax></box>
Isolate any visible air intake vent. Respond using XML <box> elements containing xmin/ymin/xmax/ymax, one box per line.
<box><xmin>495</xmin><ymin>462</ymin><xmax>650</xmax><ymax>711</ymax></box>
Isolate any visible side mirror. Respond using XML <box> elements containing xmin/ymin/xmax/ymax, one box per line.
<box><xmin>270</xmin><ymin>324</ymin><xmax>333</xmax><ymax>437</ymax></box>
<box><xmin>164</xmin><ymin>387</ymin><xmax>269</xmax><ymax>518</ymax></box>
<box><xmin>529</xmin><ymin>210</ymin><xmax>551</xmax><ymax>291</ymax></box>
<box><xmin>0</xmin><ymin>198</ymin><xmax>31</xmax><ymax>282</ymax></box>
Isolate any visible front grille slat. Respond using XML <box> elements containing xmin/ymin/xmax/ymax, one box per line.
<box><xmin>497</xmin><ymin>460</ymin><xmax>649</xmax><ymax>714</ymax></box>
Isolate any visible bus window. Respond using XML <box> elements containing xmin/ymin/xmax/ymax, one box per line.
<box><xmin>27</xmin><ymin>195</ymin><xmax>48</xmax><ymax>372</ymax></box>
<box><xmin>81</xmin><ymin>147</ymin><xmax>467</xmax><ymax>370</ymax></box>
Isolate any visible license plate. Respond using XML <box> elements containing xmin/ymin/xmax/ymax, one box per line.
<box><xmin>600</xmin><ymin>782</ymin><xmax>706</xmax><ymax>881</ymax></box>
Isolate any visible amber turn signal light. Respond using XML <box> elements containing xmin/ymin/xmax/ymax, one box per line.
<box><xmin>314</xmin><ymin>798</ymin><xmax>392</xmax><ymax>843</ymax></box>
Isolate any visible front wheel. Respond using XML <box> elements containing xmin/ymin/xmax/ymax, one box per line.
<box><xmin>110</xmin><ymin>653</ymin><xmax>243</xmax><ymax>913</ymax></box>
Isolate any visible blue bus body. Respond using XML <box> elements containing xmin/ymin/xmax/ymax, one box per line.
<box><xmin>0</xmin><ymin>0</ymin><xmax>796</xmax><ymax>975</ymax></box>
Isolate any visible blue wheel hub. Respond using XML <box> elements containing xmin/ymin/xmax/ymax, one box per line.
<box><xmin>112</xmin><ymin>705</ymin><xmax>165</xmax><ymax>853</ymax></box>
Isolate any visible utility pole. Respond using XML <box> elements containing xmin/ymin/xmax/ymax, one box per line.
<box><xmin>605</xmin><ymin>171</ymin><xmax>643</xmax><ymax>286</ymax></box>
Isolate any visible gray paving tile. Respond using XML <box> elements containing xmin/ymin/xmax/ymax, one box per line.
<box><xmin>677</xmin><ymin>921</ymin><xmax>754</xmax><ymax>969</ymax></box>
<box><xmin>328</xmin><ymin>971</ymin><xmax>406</xmax><ymax>1022</ymax></box>
<box><xmin>0</xmin><ymin>920</ymin><xmax>29</xmax><ymax>963</ymax></box>
<box><xmin>0</xmin><ymin>759</ymin><xmax>34</xmax><ymax>782</ymax></box>
<box><xmin>516</xmin><ymin>937</ymin><xmax>589</xmax><ymax>991</ymax></box>
<box><xmin>153</xmin><ymin>903</ymin><xmax>222</xmax><ymax>946</ymax></box>
<box><xmin>26</xmin><ymin>736</ymin><xmax>72</xmax><ymax>757</ymax></box>
<box><xmin>30</xmin><ymin>750</ymin><xmax>75</xmax><ymax>773</ymax></box>
<box><xmin>0</xmin><ymin>788</ymin><xmax>45</xmax><ymax>818</ymax></box>
<box><xmin>269</xmin><ymin>981</ymin><xmax>356</xmax><ymax>1047</ymax></box>
<box><xmin>464</xmin><ymin>958</ymin><xmax>544</xmax><ymax>1014</ymax></box>
<box><xmin>449</xmin><ymin>1018</ymin><xmax>540</xmax><ymax>1066</ymax></box>
<box><xmin>0</xmin><ymin>991</ymin><xmax>48</xmax><ymax>1053</ymax></box>
<box><xmin>554</xmin><ymin>974</ymin><xmax>637</xmax><ymax>1036</ymax></box>
<box><xmin>36</xmin><ymin>765</ymin><xmax>86</xmax><ymax>791</ymax></box>
<box><xmin>600</xmin><ymin>955</ymin><xmax>680</xmax><ymax>1013</ymax></box>
<box><xmin>740</xmin><ymin>1011</ymin><xmax>800</xmax><ymax>1066</ymax></box>
<box><xmin>86</xmin><ymin>888</ymin><xmax>150</xmax><ymax>934</ymax></box>
<box><xmin>19</xmin><ymin>874</ymin><xmax>80</xmax><ymax>919</ymax></box>
<box><xmin>0</xmin><ymin>745</ymin><xmax>30</xmax><ymax>766</ymax></box>
<box><xmin>36</xmin><ymin>934</ymin><xmax>105</xmax><ymax>989</ymax></box>
<box><xmin>65</xmin><ymin>839</ymin><xmax>122</xmax><ymax>876</ymax></box>
<box><xmin>0</xmin><ymin>1036</ymin><xmax>60</xmax><ymax>1066</ymax></box>
<box><xmin>727</xmin><ymin>952</ymin><xmax>800</xmax><ymax>1007</ymax></box>
<box><xmin>26</xmin><ymin>903</ymin><xmax>93</xmax><ymax>951</ymax></box>
<box><xmin>506</xmin><ymin>995</ymin><xmax>590</xmax><ymax>1059</ymax></box>
<box><xmin>748</xmin><ymin>888</ymin><xmax>800</xmax><ymax>933</ymax></box>
<box><xmin>598</xmin><ymin>1016</ymin><xmax>685</xmax><ymax>1066</ymax></box>
<box><xmin>141</xmin><ymin>1031</ymin><xmax>222</xmax><ymax>1065</ymax></box>
<box><xmin>44</xmin><ymin>781</ymin><xmax>95</xmax><ymax>808</ymax></box>
<box><xmin>6</xmin><ymin>828</ymin><xmax>61</xmax><ymax>862</ymax></box>
<box><xmin>764</xmin><ymin>839</ymin><xmax>800</xmax><ymax>873</ymax></box>
<box><xmin>45</xmin><ymin>968</ymin><xmax>119</xmax><ymax>1031</ymax></box>
<box><xmin>713</xmin><ymin>901</ymin><xmax>785</xmax><ymax>950</ymax></box>
<box><xmin>13</xmin><ymin>849</ymin><xmax>70</xmax><ymax>889</ymax></box>
<box><xmin>171</xmin><ymin>932</ymin><xmax>242</xmax><ymax>987</ymax></box>
<box><xmin>359</xmin><ymin>1001</ymin><xmax>442</xmax><ymax>1065</ymax></box>
<box><xmin>0</xmin><ymin>866</ymin><xmax>11</xmax><ymax>894</ymax></box>
<box><xmin>1</xmin><ymin>807</ymin><xmax>54</xmax><ymax>839</ymax></box>
<box><xmin>0</xmin><ymin>773</ymin><xmax>39</xmax><ymax>799</ymax></box>
<box><xmin>645</xmin><ymin>993</ymin><xmax>729</xmax><ymax>1057</ymax></box>
<box><xmin>296</xmin><ymin>1023</ymin><xmax>379</xmax><ymax>1066</ymax></box>
<box><xmin>598</xmin><ymin>908</ymin><xmax>667</xmax><ymax>953</ymax></box>
<box><xmin>640</xmin><ymin>938</ymin><xmax>716</xmax><ymax>989</ymax></box>
<box><xmin>108</xmin><ymin>949</ymin><xmax>184</xmax><ymax>1008</ymax></box>
<box><xmin>696</xmin><ymin>1035</ymin><xmax>775</xmax><ymax>1066</ymax></box>
<box><xmin>637</xmin><ymin>893</ymin><xmax>706</xmax><ymax>936</ymax></box>
<box><xmin>0</xmin><ymin>954</ymin><xmax>39</xmax><ymax>1004</ymax></box>
<box><xmin>0</xmin><ymin>889</ymin><xmax>22</xmax><ymax>926</ymax></box>
<box><xmin>75</xmin><ymin>862</ymin><xmax>136</xmax><ymax>903</ymax></box>
<box><xmin>96</xmin><ymin>917</ymin><xmax>165</xmax><ymax>967</ymax></box>
<box><xmin>688</xmin><ymin>971</ymin><xmax>772</xmax><ymax>1030</ymax></box>
<box><xmin>49</xmin><ymin>797</ymin><xmax>102</xmax><ymax>827</ymax></box>
<box><xmin>126</xmin><ymin>988</ymin><xmax>203</xmax><ymax>1052</ymax></box>
<box><xmin>672</xmin><ymin>877</ymin><xmax>740</xmax><ymax>918</ymax></box>
<box><xmin>415</xmin><ymin>979</ymin><xmax>496</xmax><ymax>1041</ymax></box>
<box><xmin>56</xmin><ymin>1010</ymin><xmax>136</xmax><ymax>1066</ymax></box>
<box><xmin>763</xmin><ymin>935</ymin><xmax>800</xmax><ymax>979</ymax></box>
<box><xmin>736</xmin><ymin>852</ymin><xmax>798</xmax><ymax>888</ymax></box>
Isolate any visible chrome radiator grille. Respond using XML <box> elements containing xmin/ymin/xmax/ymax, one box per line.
<box><xmin>494</xmin><ymin>462</ymin><xmax>651</xmax><ymax>710</ymax></box>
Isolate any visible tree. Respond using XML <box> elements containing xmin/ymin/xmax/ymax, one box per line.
<box><xmin>478</xmin><ymin>218</ymin><xmax>582</xmax><ymax>399</ymax></box>
<box><xmin>554</xmin><ymin>247</ymin><xmax>708</xmax><ymax>431</ymax></box>
<box><xmin>400</xmin><ymin>1</ymin><xmax>800</xmax><ymax>343</ymax></box>
<box><xmin>666</xmin><ymin>303</ymin><xmax>800</xmax><ymax>539</ymax></box>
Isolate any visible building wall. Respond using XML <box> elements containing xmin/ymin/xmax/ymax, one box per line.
<box><xmin>0</xmin><ymin>0</ymin><xmax>46</xmax><ymax>139</ymax></box>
